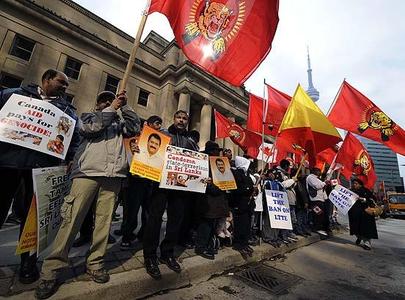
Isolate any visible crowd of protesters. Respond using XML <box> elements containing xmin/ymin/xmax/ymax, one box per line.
<box><xmin>0</xmin><ymin>70</ymin><xmax>379</xmax><ymax>299</ymax></box>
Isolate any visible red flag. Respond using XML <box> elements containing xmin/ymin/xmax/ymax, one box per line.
<box><xmin>266</xmin><ymin>84</ymin><xmax>291</xmax><ymax>135</ymax></box>
<box><xmin>315</xmin><ymin>147</ymin><xmax>338</xmax><ymax>170</ymax></box>
<box><xmin>214</xmin><ymin>110</ymin><xmax>261</xmax><ymax>155</ymax></box>
<box><xmin>246</xmin><ymin>86</ymin><xmax>291</xmax><ymax>137</ymax></box>
<box><xmin>335</xmin><ymin>133</ymin><xmax>377</xmax><ymax>189</ymax></box>
<box><xmin>328</xmin><ymin>81</ymin><xmax>405</xmax><ymax>156</ymax></box>
<box><xmin>149</xmin><ymin>0</ymin><xmax>279</xmax><ymax>86</ymax></box>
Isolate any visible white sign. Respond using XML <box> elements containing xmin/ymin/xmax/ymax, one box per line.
<box><xmin>159</xmin><ymin>145</ymin><xmax>209</xmax><ymax>193</ymax></box>
<box><xmin>328</xmin><ymin>184</ymin><xmax>358</xmax><ymax>215</ymax></box>
<box><xmin>33</xmin><ymin>166</ymin><xmax>72</xmax><ymax>256</ymax></box>
<box><xmin>265</xmin><ymin>189</ymin><xmax>293</xmax><ymax>230</ymax></box>
<box><xmin>0</xmin><ymin>94</ymin><xmax>76</xmax><ymax>159</ymax></box>
<box><xmin>254</xmin><ymin>191</ymin><xmax>263</xmax><ymax>212</ymax></box>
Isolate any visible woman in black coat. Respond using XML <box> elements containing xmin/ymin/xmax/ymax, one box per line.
<box><xmin>348</xmin><ymin>178</ymin><xmax>378</xmax><ymax>250</ymax></box>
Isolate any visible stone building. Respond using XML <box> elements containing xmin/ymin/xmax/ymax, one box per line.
<box><xmin>0</xmin><ymin>0</ymin><xmax>249</xmax><ymax>152</ymax></box>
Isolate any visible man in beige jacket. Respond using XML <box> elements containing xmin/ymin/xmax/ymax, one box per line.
<box><xmin>36</xmin><ymin>91</ymin><xmax>140</xmax><ymax>299</ymax></box>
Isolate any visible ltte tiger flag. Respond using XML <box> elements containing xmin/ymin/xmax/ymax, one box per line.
<box><xmin>148</xmin><ymin>0</ymin><xmax>279</xmax><ymax>86</ymax></box>
<box><xmin>328</xmin><ymin>80</ymin><xmax>405</xmax><ymax>156</ymax></box>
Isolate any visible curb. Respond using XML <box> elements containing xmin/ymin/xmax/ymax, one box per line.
<box><xmin>6</xmin><ymin>233</ymin><xmax>325</xmax><ymax>300</ymax></box>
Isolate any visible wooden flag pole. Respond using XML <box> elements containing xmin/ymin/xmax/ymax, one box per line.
<box><xmin>120</xmin><ymin>1</ymin><xmax>151</xmax><ymax>92</ymax></box>
<box><xmin>293</xmin><ymin>153</ymin><xmax>307</xmax><ymax>180</ymax></box>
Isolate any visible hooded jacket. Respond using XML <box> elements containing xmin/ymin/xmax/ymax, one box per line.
<box><xmin>167</xmin><ymin>124</ymin><xmax>199</xmax><ymax>150</ymax></box>
<box><xmin>70</xmin><ymin>105</ymin><xmax>140</xmax><ymax>178</ymax></box>
<box><xmin>0</xmin><ymin>85</ymin><xmax>80</xmax><ymax>169</ymax></box>
<box><xmin>229</xmin><ymin>156</ymin><xmax>255</xmax><ymax>213</ymax></box>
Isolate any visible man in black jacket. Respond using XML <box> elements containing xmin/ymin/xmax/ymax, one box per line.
<box><xmin>0</xmin><ymin>69</ymin><xmax>80</xmax><ymax>284</ymax></box>
<box><xmin>142</xmin><ymin>110</ymin><xmax>198</xmax><ymax>279</ymax></box>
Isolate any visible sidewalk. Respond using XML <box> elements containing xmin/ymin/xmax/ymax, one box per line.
<box><xmin>0</xmin><ymin>222</ymin><xmax>347</xmax><ymax>299</ymax></box>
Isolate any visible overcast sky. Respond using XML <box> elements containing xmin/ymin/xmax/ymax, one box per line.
<box><xmin>76</xmin><ymin>0</ymin><xmax>405</xmax><ymax>178</ymax></box>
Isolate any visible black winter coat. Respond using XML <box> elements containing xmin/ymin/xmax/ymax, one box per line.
<box><xmin>0</xmin><ymin>85</ymin><xmax>80</xmax><ymax>169</ymax></box>
<box><xmin>229</xmin><ymin>168</ymin><xmax>254</xmax><ymax>214</ymax></box>
<box><xmin>167</xmin><ymin>124</ymin><xmax>199</xmax><ymax>151</ymax></box>
<box><xmin>197</xmin><ymin>180</ymin><xmax>229</xmax><ymax>219</ymax></box>
<box><xmin>348</xmin><ymin>187</ymin><xmax>378</xmax><ymax>239</ymax></box>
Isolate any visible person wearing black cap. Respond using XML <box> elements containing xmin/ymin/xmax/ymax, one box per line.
<box><xmin>349</xmin><ymin>178</ymin><xmax>378</xmax><ymax>250</ymax></box>
<box><xmin>194</xmin><ymin>141</ymin><xmax>229</xmax><ymax>260</ymax></box>
<box><xmin>142</xmin><ymin>110</ymin><xmax>198</xmax><ymax>280</ymax></box>
<box><xmin>36</xmin><ymin>90</ymin><xmax>140</xmax><ymax>299</ymax></box>
<box><xmin>118</xmin><ymin>115</ymin><xmax>164</xmax><ymax>249</ymax></box>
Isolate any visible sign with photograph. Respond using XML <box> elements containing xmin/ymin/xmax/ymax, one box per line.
<box><xmin>265</xmin><ymin>189</ymin><xmax>293</xmax><ymax>230</ymax></box>
<box><xmin>129</xmin><ymin>125</ymin><xmax>171</xmax><ymax>182</ymax></box>
<box><xmin>209</xmin><ymin>156</ymin><xmax>236</xmax><ymax>190</ymax></box>
<box><xmin>0</xmin><ymin>94</ymin><xmax>76</xmax><ymax>159</ymax></box>
<box><xmin>160</xmin><ymin>145</ymin><xmax>209</xmax><ymax>193</ymax></box>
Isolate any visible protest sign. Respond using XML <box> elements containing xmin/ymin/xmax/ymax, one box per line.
<box><xmin>130</xmin><ymin>125</ymin><xmax>171</xmax><ymax>182</ymax></box>
<box><xmin>124</xmin><ymin>135</ymin><xmax>140</xmax><ymax>164</ymax></box>
<box><xmin>33</xmin><ymin>166</ymin><xmax>71</xmax><ymax>256</ymax></box>
<box><xmin>0</xmin><ymin>94</ymin><xmax>76</xmax><ymax>159</ymax></box>
<box><xmin>160</xmin><ymin>145</ymin><xmax>209</xmax><ymax>193</ymax></box>
<box><xmin>265</xmin><ymin>189</ymin><xmax>293</xmax><ymax>230</ymax></box>
<box><xmin>209</xmin><ymin>156</ymin><xmax>236</xmax><ymax>190</ymax></box>
<box><xmin>329</xmin><ymin>184</ymin><xmax>358</xmax><ymax>215</ymax></box>
<box><xmin>16</xmin><ymin>196</ymin><xmax>37</xmax><ymax>255</ymax></box>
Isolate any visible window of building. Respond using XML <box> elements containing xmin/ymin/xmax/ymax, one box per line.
<box><xmin>65</xmin><ymin>94</ymin><xmax>74</xmax><ymax>104</ymax></box>
<box><xmin>64</xmin><ymin>57</ymin><xmax>82</xmax><ymax>80</ymax></box>
<box><xmin>0</xmin><ymin>73</ymin><xmax>22</xmax><ymax>90</ymax></box>
<box><xmin>104</xmin><ymin>75</ymin><xmax>120</xmax><ymax>93</ymax></box>
<box><xmin>137</xmin><ymin>89</ymin><xmax>149</xmax><ymax>107</ymax></box>
<box><xmin>9</xmin><ymin>34</ymin><xmax>35</xmax><ymax>61</ymax></box>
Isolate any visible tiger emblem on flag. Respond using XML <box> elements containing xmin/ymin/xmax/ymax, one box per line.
<box><xmin>353</xmin><ymin>150</ymin><xmax>372</xmax><ymax>176</ymax></box>
<box><xmin>358</xmin><ymin>108</ymin><xmax>395</xmax><ymax>141</ymax></box>
<box><xmin>183</xmin><ymin>0</ymin><xmax>246</xmax><ymax>60</ymax></box>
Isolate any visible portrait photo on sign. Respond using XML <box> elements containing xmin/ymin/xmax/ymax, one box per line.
<box><xmin>209</xmin><ymin>156</ymin><xmax>236</xmax><ymax>190</ymax></box>
<box><xmin>130</xmin><ymin>125</ymin><xmax>171</xmax><ymax>182</ymax></box>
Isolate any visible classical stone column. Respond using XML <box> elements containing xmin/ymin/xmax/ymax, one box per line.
<box><xmin>199</xmin><ymin>103</ymin><xmax>212</xmax><ymax>149</ymax></box>
<box><xmin>178</xmin><ymin>91</ymin><xmax>191</xmax><ymax>114</ymax></box>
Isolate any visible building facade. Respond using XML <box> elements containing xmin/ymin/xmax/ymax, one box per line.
<box><xmin>0</xmin><ymin>0</ymin><xmax>249</xmax><ymax>153</ymax></box>
<box><xmin>358</xmin><ymin>136</ymin><xmax>403</xmax><ymax>192</ymax></box>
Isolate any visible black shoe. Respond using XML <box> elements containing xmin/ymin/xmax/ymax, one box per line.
<box><xmin>159</xmin><ymin>256</ymin><xmax>182</xmax><ymax>273</ymax></box>
<box><xmin>72</xmin><ymin>235</ymin><xmax>91</xmax><ymax>248</ymax></box>
<box><xmin>195</xmin><ymin>249</ymin><xmax>215</xmax><ymax>260</ymax></box>
<box><xmin>355</xmin><ymin>237</ymin><xmax>361</xmax><ymax>245</ymax></box>
<box><xmin>108</xmin><ymin>234</ymin><xmax>116</xmax><ymax>245</ymax></box>
<box><xmin>35</xmin><ymin>279</ymin><xmax>59</xmax><ymax>299</ymax></box>
<box><xmin>19</xmin><ymin>264</ymin><xmax>39</xmax><ymax>284</ymax></box>
<box><xmin>86</xmin><ymin>268</ymin><xmax>110</xmax><ymax>283</ymax></box>
<box><xmin>145</xmin><ymin>258</ymin><xmax>161</xmax><ymax>280</ymax></box>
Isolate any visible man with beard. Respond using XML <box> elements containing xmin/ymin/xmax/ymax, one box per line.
<box><xmin>0</xmin><ymin>69</ymin><xmax>80</xmax><ymax>284</ymax></box>
<box><xmin>143</xmin><ymin>110</ymin><xmax>198</xmax><ymax>279</ymax></box>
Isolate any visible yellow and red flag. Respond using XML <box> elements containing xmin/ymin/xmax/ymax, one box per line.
<box><xmin>335</xmin><ymin>133</ymin><xmax>377</xmax><ymax>189</ymax></box>
<box><xmin>278</xmin><ymin>85</ymin><xmax>341</xmax><ymax>166</ymax></box>
<box><xmin>148</xmin><ymin>0</ymin><xmax>279</xmax><ymax>86</ymax></box>
<box><xmin>328</xmin><ymin>80</ymin><xmax>405</xmax><ymax>156</ymax></box>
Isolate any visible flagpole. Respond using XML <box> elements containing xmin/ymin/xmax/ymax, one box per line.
<box><xmin>261</xmin><ymin>78</ymin><xmax>266</xmax><ymax>171</ymax></box>
<box><xmin>293</xmin><ymin>153</ymin><xmax>307</xmax><ymax>180</ymax></box>
<box><xmin>120</xmin><ymin>0</ymin><xmax>151</xmax><ymax>92</ymax></box>
<box><xmin>326</xmin><ymin>79</ymin><xmax>344</xmax><ymax>116</ymax></box>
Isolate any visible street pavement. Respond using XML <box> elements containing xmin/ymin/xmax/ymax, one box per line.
<box><xmin>149</xmin><ymin>218</ymin><xmax>405</xmax><ymax>300</ymax></box>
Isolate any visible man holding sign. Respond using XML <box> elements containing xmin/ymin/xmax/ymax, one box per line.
<box><xmin>0</xmin><ymin>69</ymin><xmax>80</xmax><ymax>284</ymax></box>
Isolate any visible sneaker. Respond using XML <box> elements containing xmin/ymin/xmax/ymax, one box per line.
<box><xmin>35</xmin><ymin>279</ymin><xmax>59</xmax><ymax>299</ymax></box>
<box><xmin>362</xmin><ymin>241</ymin><xmax>371</xmax><ymax>250</ymax></box>
<box><xmin>159</xmin><ymin>256</ymin><xmax>182</xmax><ymax>273</ymax></box>
<box><xmin>145</xmin><ymin>258</ymin><xmax>161</xmax><ymax>280</ymax></box>
<box><xmin>86</xmin><ymin>268</ymin><xmax>110</xmax><ymax>283</ymax></box>
<box><xmin>195</xmin><ymin>249</ymin><xmax>215</xmax><ymax>260</ymax></box>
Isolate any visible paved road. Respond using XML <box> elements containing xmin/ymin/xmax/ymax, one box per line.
<box><xmin>149</xmin><ymin>218</ymin><xmax>405</xmax><ymax>300</ymax></box>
